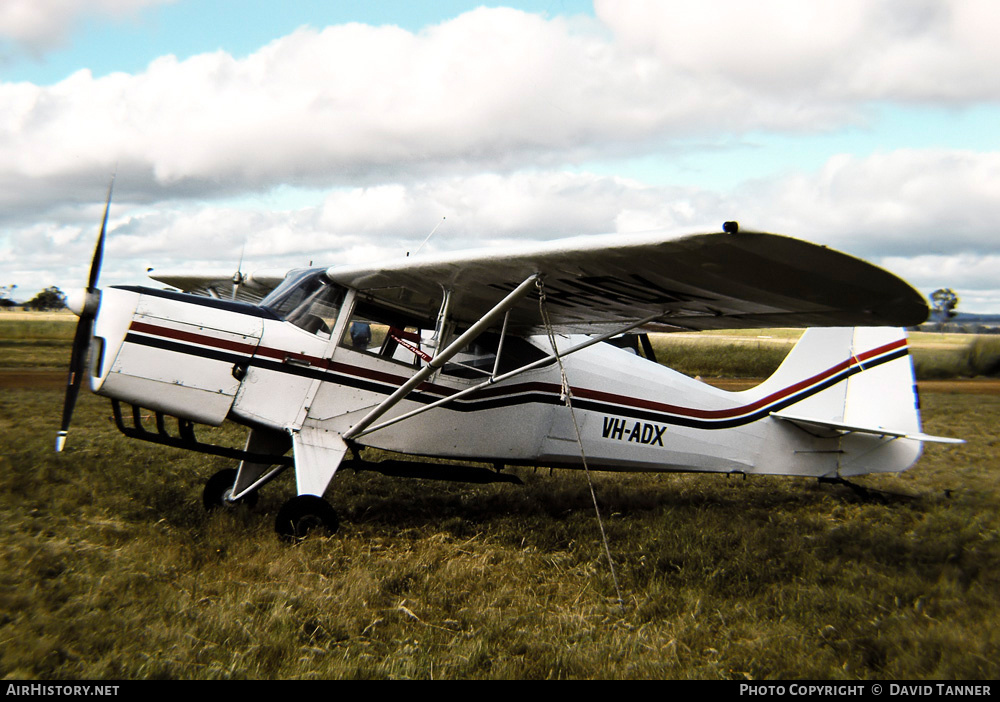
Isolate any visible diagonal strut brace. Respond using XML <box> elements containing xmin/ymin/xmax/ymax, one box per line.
<box><xmin>342</xmin><ymin>273</ymin><xmax>539</xmax><ymax>441</ymax></box>
<box><xmin>348</xmin><ymin>309</ymin><xmax>668</xmax><ymax>439</ymax></box>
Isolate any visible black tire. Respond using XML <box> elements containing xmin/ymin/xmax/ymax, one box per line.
<box><xmin>275</xmin><ymin>495</ymin><xmax>339</xmax><ymax>540</ymax></box>
<box><xmin>203</xmin><ymin>468</ymin><xmax>259</xmax><ymax>511</ymax></box>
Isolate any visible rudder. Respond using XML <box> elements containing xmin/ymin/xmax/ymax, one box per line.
<box><xmin>758</xmin><ymin>327</ymin><xmax>927</xmax><ymax>476</ymax></box>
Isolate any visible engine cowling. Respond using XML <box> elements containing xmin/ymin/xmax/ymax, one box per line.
<box><xmin>93</xmin><ymin>287</ymin><xmax>264</xmax><ymax>426</ymax></box>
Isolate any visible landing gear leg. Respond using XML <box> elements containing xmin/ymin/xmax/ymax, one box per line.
<box><xmin>275</xmin><ymin>495</ymin><xmax>339</xmax><ymax>540</ymax></box>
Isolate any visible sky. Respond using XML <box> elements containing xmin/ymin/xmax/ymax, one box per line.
<box><xmin>1</xmin><ymin>0</ymin><xmax>998</xmax><ymax>313</ymax></box>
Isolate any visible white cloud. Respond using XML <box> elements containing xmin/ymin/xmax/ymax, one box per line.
<box><xmin>594</xmin><ymin>0</ymin><xmax>1000</xmax><ymax>103</ymax></box>
<box><xmin>3</xmin><ymin>2</ymin><xmax>999</xmax><ymax>313</ymax></box>
<box><xmin>882</xmin><ymin>254</ymin><xmax>1000</xmax><ymax>293</ymax></box>
<box><xmin>14</xmin><ymin>150</ymin><xmax>995</xmax><ymax>303</ymax></box>
<box><xmin>0</xmin><ymin>0</ymin><xmax>173</xmax><ymax>54</ymax></box>
<box><xmin>4</xmin><ymin>1</ymin><xmax>998</xmax><ymax>215</ymax></box>
<box><xmin>722</xmin><ymin>149</ymin><xmax>1000</xmax><ymax>259</ymax></box>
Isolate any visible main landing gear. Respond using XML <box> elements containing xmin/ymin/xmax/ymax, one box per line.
<box><xmin>274</xmin><ymin>495</ymin><xmax>339</xmax><ymax>541</ymax></box>
<box><xmin>202</xmin><ymin>468</ymin><xmax>339</xmax><ymax>540</ymax></box>
<box><xmin>202</xmin><ymin>468</ymin><xmax>259</xmax><ymax>510</ymax></box>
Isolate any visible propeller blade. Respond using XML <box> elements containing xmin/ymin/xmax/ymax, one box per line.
<box><xmin>56</xmin><ymin>316</ymin><xmax>95</xmax><ymax>451</ymax></box>
<box><xmin>57</xmin><ymin>177</ymin><xmax>113</xmax><ymax>452</ymax></box>
<box><xmin>88</xmin><ymin>177</ymin><xmax>114</xmax><ymax>291</ymax></box>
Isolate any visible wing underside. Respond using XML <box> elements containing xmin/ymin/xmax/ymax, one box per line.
<box><xmin>325</xmin><ymin>230</ymin><xmax>929</xmax><ymax>334</ymax></box>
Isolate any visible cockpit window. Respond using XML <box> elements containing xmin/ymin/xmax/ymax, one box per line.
<box><xmin>338</xmin><ymin>301</ymin><xmax>431</xmax><ymax>368</ymax></box>
<box><xmin>261</xmin><ymin>269</ymin><xmax>345</xmax><ymax>337</ymax></box>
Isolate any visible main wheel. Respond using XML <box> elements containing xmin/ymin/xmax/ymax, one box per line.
<box><xmin>203</xmin><ymin>468</ymin><xmax>259</xmax><ymax>510</ymax></box>
<box><xmin>275</xmin><ymin>495</ymin><xmax>339</xmax><ymax>540</ymax></box>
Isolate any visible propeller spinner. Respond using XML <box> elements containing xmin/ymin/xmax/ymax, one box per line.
<box><xmin>56</xmin><ymin>179</ymin><xmax>114</xmax><ymax>452</ymax></box>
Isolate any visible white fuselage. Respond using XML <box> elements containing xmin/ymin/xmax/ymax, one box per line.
<box><xmin>91</xmin><ymin>285</ymin><xmax>923</xmax><ymax>485</ymax></box>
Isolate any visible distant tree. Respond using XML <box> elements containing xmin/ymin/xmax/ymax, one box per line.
<box><xmin>930</xmin><ymin>288</ymin><xmax>959</xmax><ymax>327</ymax></box>
<box><xmin>0</xmin><ymin>284</ymin><xmax>15</xmax><ymax>306</ymax></box>
<box><xmin>26</xmin><ymin>286</ymin><xmax>67</xmax><ymax>311</ymax></box>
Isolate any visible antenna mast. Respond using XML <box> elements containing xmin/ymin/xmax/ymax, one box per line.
<box><xmin>408</xmin><ymin>216</ymin><xmax>446</xmax><ymax>257</ymax></box>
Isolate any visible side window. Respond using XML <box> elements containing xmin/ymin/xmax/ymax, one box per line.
<box><xmin>334</xmin><ymin>301</ymin><xmax>547</xmax><ymax>376</ymax></box>
<box><xmin>441</xmin><ymin>336</ymin><xmax>498</xmax><ymax>378</ymax></box>
<box><xmin>339</xmin><ymin>306</ymin><xmax>429</xmax><ymax>368</ymax></box>
<box><xmin>441</xmin><ymin>332</ymin><xmax>547</xmax><ymax>378</ymax></box>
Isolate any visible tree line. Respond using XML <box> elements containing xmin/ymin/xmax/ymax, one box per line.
<box><xmin>0</xmin><ymin>285</ymin><xmax>67</xmax><ymax>311</ymax></box>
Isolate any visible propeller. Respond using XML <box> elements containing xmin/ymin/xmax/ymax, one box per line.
<box><xmin>56</xmin><ymin>178</ymin><xmax>114</xmax><ymax>452</ymax></box>
<box><xmin>231</xmin><ymin>242</ymin><xmax>246</xmax><ymax>300</ymax></box>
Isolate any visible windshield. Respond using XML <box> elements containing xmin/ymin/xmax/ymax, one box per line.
<box><xmin>261</xmin><ymin>269</ymin><xmax>345</xmax><ymax>336</ymax></box>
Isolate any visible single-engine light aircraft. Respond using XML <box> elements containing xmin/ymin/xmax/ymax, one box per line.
<box><xmin>57</xmin><ymin>189</ymin><xmax>962</xmax><ymax>538</ymax></box>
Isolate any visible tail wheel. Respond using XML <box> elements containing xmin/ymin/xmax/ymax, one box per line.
<box><xmin>203</xmin><ymin>468</ymin><xmax>259</xmax><ymax>510</ymax></box>
<box><xmin>275</xmin><ymin>495</ymin><xmax>339</xmax><ymax>540</ymax></box>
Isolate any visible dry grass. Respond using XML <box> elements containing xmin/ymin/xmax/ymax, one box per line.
<box><xmin>650</xmin><ymin>330</ymin><xmax>1000</xmax><ymax>380</ymax></box>
<box><xmin>1</xmin><ymin>322</ymin><xmax>998</xmax><ymax>680</ymax></box>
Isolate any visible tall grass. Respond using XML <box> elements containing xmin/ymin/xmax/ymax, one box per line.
<box><xmin>648</xmin><ymin>338</ymin><xmax>792</xmax><ymax>378</ymax></box>
<box><xmin>912</xmin><ymin>336</ymin><xmax>1000</xmax><ymax>379</ymax></box>
<box><xmin>0</xmin><ymin>317</ymin><xmax>76</xmax><ymax>341</ymax></box>
<box><xmin>1</xmin><ymin>323</ymin><xmax>998</xmax><ymax>679</ymax></box>
<box><xmin>651</xmin><ymin>332</ymin><xmax>1000</xmax><ymax>380</ymax></box>
<box><xmin>0</xmin><ymin>317</ymin><xmax>75</xmax><ymax>370</ymax></box>
<box><xmin>965</xmin><ymin>336</ymin><xmax>1000</xmax><ymax>377</ymax></box>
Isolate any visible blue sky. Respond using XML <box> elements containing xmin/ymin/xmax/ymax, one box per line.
<box><xmin>3</xmin><ymin>1</ymin><xmax>597</xmax><ymax>84</ymax></box>
<box><xmin>1</xmin><ymin>0</ymin><xmax>998</xmax><ymax>311</ymax></box>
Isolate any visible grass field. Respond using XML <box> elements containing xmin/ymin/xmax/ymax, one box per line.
<box><xmin>4</xmin><ymin>314</ymin><xmax>999</xmax><ymax>379</ymax></box>
<box><xmin>648</xmin><ymin>330</ymin><xmax>1000</xmax><ymax>380</ymax></box>
<box><xmin>1</xmin><ymin>317</ymin><xmax>998</xmax><ymax>679</ymax></box>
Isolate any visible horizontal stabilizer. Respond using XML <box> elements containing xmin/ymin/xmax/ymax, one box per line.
<box><xmin>771</xmin><ymin>412</ymin><xmax>965</xmax><ymax>444</ymax></box>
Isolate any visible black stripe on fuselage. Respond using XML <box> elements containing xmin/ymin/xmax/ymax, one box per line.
<box><xmin>123</xmin><ymin>325</ymin><xmax>909</xmax><ymax>431</ymax></box>
<box><xmin>123</xmin><ymin>331</ymin><xmax>448</xmax><ymax>405</ymax></box>
<box><xmin>571</xmin><ymin>347</ymin><xmax>910</xmax><ymax>429</ymax></box>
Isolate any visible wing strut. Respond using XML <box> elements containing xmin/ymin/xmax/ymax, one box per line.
<box><xmin>343</xmin><ymin>274</ymin><xmax>540</xmax><ymax>441</ymax></box>
<box><xmin>348</xmin><ymin>308</ymin><xmax>666</xmax><ymax>439</ymax></box>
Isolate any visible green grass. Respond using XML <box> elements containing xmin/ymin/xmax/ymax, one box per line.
<box><xmin>913</xmin><ymin>336</ymin><xmax>1000</xmax><ymax>379</ymax></box>
<box><xmin>649</xmin><ymin>331</ymin><xmax>1000</xmax><ymax>380</ymax></box>
<box><xmin>0</xmin><ymin>316</ymin><xmax>76</xmax><ymax>370</ymax></box>
<box><xmin>0</xmin><ymin>316</ymin><xmax>77</xmax><ymax>340</ymax></box>
<box><xmin>1</xmin><ymin>319</ymin><xmax>998</xmax><ymax>679</ymax></box>
<box><xmin>1</xmin><ymin>388</ymin><xmax>997</xmax><ymax>680</ymax></box>
<box><xmin>648</xmin><ymin>336</ymin><xmax>793</xmax><ymax>379</ymax></box>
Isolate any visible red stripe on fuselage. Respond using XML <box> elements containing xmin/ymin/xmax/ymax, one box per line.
<box><xmin>128</xmin><ymin>320</ymin><xmax>257</xmax><ymax>355</ymax></box>
<box><xmin>127</xmin><ymin>320</ymin><xmax>906</xmax><ymax>421</ymax></box>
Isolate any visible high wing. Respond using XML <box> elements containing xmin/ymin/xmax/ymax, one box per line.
<box><xmin>146</xmin><ymin>268</ymin><xmax>287</xmax><ymax>304</ymax></box>
<box><xmin>325</xmin><ymin>229</ymin><xmax>929</xmax><ymax>334</ymax></box>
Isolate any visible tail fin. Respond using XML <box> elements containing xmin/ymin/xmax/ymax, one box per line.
<box><xmin>754</xmin><ymin>328</ymin><xmax>961</xmax><ymax>476</ymax></box>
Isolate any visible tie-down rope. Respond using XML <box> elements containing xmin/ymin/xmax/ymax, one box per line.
<box><xmin>536</xmin><ymin>279</ymin><xmax>625</xmax><ymax>612</ymax></box>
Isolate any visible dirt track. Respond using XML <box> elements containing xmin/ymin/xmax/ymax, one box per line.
<box><xmin>3</xmin><ymin>369</ymin><xmax>999</xmax><ymax>394</ymax></box>
<box><xmin>1</xmin><ymin>370</ymin><xmax>68</xmax><ymax>390</ymax></box>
